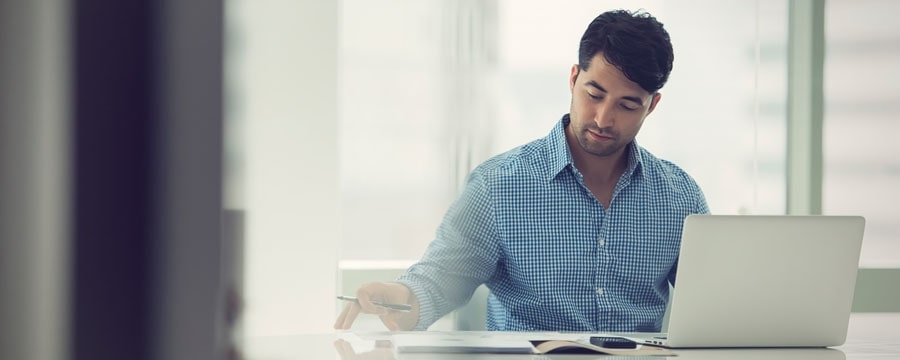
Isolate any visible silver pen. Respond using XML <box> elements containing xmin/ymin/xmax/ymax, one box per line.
<box><xmin>337</xmin><ymin>295</ymin><xmax>412</xmax><ymax>312</ymax></box>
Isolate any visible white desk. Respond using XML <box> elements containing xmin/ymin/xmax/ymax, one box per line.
<box><xmin>245</xmin><ymin>313</ymin><xmax>900</xmax><ymax>359</ymax></box>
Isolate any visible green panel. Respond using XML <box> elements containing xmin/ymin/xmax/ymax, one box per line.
<box><xmin>852</xmin><ymin>268</ymin><xmax>900</xmax><ymax>312</ymax></box>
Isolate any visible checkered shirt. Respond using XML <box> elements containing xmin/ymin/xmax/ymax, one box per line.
<box><xmin>398</xmin><ymin>114</ymin><xmax>709</xmax><ymax>331</ymax></box>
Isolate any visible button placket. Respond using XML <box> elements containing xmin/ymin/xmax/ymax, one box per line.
<box><xmin>596</xmin><ymin>208</ymin><xmax>608</xmax><ymax>301</ymax></box>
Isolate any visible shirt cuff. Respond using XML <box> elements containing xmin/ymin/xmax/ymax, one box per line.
<box><xmin>395</xmin><ymin>278</ymin><xmax>436</xmax><ymax>331</ymax></box>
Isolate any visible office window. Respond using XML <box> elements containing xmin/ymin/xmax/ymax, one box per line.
<box><xmin>824</xmin><ymin>0</ymin><xmax>900</xmax><ymax>267</ymax></box>
<box><xmin>338</xmin><ymin>0</ymin><xmax>789</xmax><ymax>262</ymax></box>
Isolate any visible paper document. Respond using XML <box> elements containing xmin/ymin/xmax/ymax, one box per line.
<box><xmin>390</xmin><ymin>333</ymin><xmax>674</xmax><ymax>356</ymax></box>
<box><xmin>392</xmin><ymin>333</ymin><xmax>536</xmax><ymax>354</ymax></box>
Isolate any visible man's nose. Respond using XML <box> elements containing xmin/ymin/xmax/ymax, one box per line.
<box><xmin>594</xmin><ymin>102</ymin><xmax>615</xmax><ymax>128</ymax></box>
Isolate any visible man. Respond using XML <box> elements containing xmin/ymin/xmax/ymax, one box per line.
<box><xmin>335</xmin><ymin>9</ymin><xmax>708</xmax><ymax>332</ymax></box>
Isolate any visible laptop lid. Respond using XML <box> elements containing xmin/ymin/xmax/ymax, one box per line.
<box><xmin>649</xmin><ymin>215</ymin><xmax>865</xmax><ymax>348</ymax></box>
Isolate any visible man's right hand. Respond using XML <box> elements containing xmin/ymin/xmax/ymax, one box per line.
<box><xmin>333</xmin><ymin>282</ymin><xmax>420</xmax><ymax>331</ymax></box>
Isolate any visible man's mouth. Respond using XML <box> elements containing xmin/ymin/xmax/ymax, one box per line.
<box><xmin>588</xmin><ymin>129</ymin><xmax>614</xmax><ymax>141</ymax></box>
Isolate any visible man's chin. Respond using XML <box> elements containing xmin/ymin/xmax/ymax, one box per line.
<box><xmin>585</xmin><ymin>144</ymin><xmax>622</xmax><ymax>157</ymax></box>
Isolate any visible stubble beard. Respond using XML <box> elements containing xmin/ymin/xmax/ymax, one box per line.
<box><xmin>576</xmin><ymin>126</ymin><xmax>624</xmax><ymax>158</ymax></box>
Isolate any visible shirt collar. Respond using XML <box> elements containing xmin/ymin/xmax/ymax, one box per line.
<box><xmin>545</xmin><ymin>115</ymin><xmax>573</xmax><ymax>182</ymax></box>
<box><xmin>545</xmin><ymin>114</ymin><xmax>644</xmax><ymax>182</ymax></box>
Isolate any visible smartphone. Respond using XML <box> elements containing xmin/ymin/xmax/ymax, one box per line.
<box><xmin>589</xmin><ymin>336</ymin><xmax>638</xmax><ymax>349</ymax></box>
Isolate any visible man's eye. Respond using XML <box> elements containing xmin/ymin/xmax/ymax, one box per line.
<box><xmin>588</xmin><ymin>93</ymin><xmax>601</xmax><ymax>100</ymax></box>
<box><xmin>621</xmin><ymin>104</ymin><xmax>638</xmax><ymax>111</ymax></box>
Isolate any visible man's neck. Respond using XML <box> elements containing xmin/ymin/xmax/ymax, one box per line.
<box><xmin>574</xmin><ymin>148</ymin><xmax>627</xmax><ymax>185</ymax></box>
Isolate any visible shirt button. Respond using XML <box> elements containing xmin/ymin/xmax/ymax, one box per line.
<box><xmin>596</xmin><ymin>288</ymin><xmax>604</xmax><ymax>296</ymax></box>
<box><xmin>598</xmin><ymin>238</ymin><xmax>605</xmax><ymax>247</ymax></box>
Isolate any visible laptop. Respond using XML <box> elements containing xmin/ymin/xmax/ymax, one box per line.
<box><xmin>623</xmin><ymin>215</ymin><xmax>865</xmax><ymax>348</ymax></box>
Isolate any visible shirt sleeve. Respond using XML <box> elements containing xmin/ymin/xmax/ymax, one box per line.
<box><xmin>693</xmin><ymin>184</ymin><xmax>711</xmax><ymax>215</ymax></box>
<box><xmin>669</xmin><ymin>170</ymin><xmax>710</xmax><ymax>287</ymax></box>
<box><xmin>396</xmin><ymin>168</ymin><xmax>502</xmax><ymax>330</ymax></box>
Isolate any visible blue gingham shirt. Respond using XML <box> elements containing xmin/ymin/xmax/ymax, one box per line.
<box><xmin>397</xmin><ymin>115</ymin><xmax>709</xmax><ymax>332</ymax></box>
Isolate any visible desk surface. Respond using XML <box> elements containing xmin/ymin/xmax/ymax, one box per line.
<box><xmin>245</xmin><ymin>313</ymin><xmax>900</xmax><ymax>359</ymax></box>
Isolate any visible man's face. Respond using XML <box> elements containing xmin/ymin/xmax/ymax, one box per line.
<box><xmin>567</xmin><ymin>54</ymin><xmax>661</xmax><ymax>159</ymax></box>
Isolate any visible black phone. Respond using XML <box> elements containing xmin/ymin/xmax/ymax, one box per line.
<box><xmin>589</xmin><ymin>336</ymin><xmax>638</xmax><ymax>349</ymax></box>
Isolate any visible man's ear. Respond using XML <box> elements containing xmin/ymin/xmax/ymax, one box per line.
<box><xmin>647</xmin><ymin>92</ymin><xmax>662</xmax><ymax>115</ymax></box>
<box><xmin>569</xmin><ymin>64</ymin><xmax>579</xmax><ymax>92</ymax></box>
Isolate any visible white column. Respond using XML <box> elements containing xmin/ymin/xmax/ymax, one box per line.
<box><xmin>232</xmin><ymin>0</ymin><xmax>340</xmax><ymax>335</ymax></box>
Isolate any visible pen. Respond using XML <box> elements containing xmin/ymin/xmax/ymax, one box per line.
<box><xmin>336</xmin><ymin>295</ymin><xmax>412</xmax><ymax>312</ymax></box>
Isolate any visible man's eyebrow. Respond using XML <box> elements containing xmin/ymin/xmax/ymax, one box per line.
<box><xmin>586</xmin><ymin>80</ymin><xmax>644</xmax><ymax>105</ymax></box>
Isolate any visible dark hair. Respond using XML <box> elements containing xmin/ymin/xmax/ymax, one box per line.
<box><xmin>578</xmin><ymin>9</ymin><xmax>673</xmax><ymax>93</ymax></box>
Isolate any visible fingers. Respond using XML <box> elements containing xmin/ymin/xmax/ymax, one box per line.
<box><xmin>355</xmin><ymin>291</ymin><xmax>389</xmax><ymax>315</ymax></box>
<box><xmin>333</xmin><ymin>303</ymin><xmax>349</xmax><ymax>329</ymax></box>
<box><xmin>356</xmin><ymin>292</ymin><xmax>399</xmax><ymax>330</ymax></box>
<box><xmin>333</xmin><ymin>293</ymin><xmax>389</xmax><ymax>330</ymax></box>
<box><xmin>354</xmin><ymin>290</ymin><xmax>403</xmax><ymax>331</ymax></box>
<box><xmin>381</xmin><ymin>313</ymin><xmax>400</xmax><ymax>331</ymax></box>
<box><xmin>334</xmin><ymin>302</ymin><xmax>362</xmax><ymax>330</ymax></box>
<box><xmin>334</xmin><ymin>281</ymin><xmax>418</xmax><ymax>331</ymax></box>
